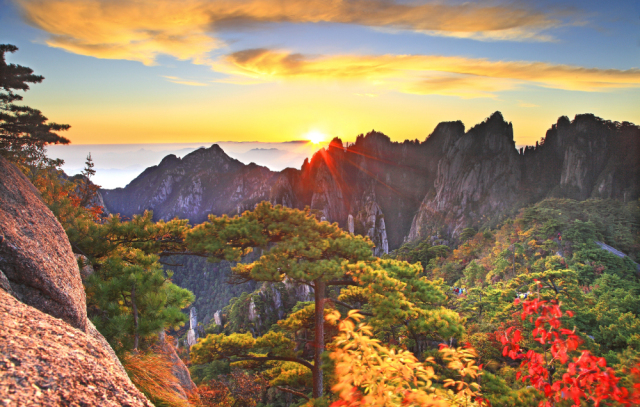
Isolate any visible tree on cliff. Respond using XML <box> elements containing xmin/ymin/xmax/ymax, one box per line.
<box><xmin>187</xmin><ymin>202</ymin><xmax>463</xmax><ymax>400</ymax></box>
<box><xmin>0</xmin><ymin>44</ymin><xmax>70</xmax><ymax>170</ymax></box>
<box><xmin>69</xmin><ymin>211</ymin><xmax>195</xmax><ymax>353</ymax></box>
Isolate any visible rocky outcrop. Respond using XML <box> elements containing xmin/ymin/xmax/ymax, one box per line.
<box><xmin>101</xmin><ymin>145</ymin><xmax>281</xmax><ymax>222</ymax></box>
<box><xmin>0</xmin><ymin>156</ymin><xmax>87</xmax><ymax>331</ymax></box>
<box><xmin>0</xmin><ymin>290</ymin><xmax>153</xmax><ymax>406</ymax></box>
<box><xmin>186</xmin><ymin>307</ymin><xmax>199</xmax><ymax>348</ymax></box>
<box><xmin>353</xmin><ymin>184</ymin><xmax>389</xmax><ymax>256</ymax></box>
<box><xmin>214</xmin><ymin>310</ymin><xmax>223</xmax><ymax>326</ymax></box>
<box><xmin>0</xmin><ymin>155</ymin><xmax>151</xmax><ymax>405</ymax></box>
<box><xmin>519</xmin><ymin>115</ymin><xmax>640</xmax><ymax>202</ymax></box>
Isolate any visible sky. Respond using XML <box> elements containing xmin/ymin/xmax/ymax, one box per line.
<box><xmin>1</xmin><ymin>0</ymin><xmax>639</xmax><ymax>172</ymax></box>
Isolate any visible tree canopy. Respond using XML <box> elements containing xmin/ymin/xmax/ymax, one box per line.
<box><xmin>188</xmin><ymin>202</ymin><xmax>463</xmax><ymax>400</ymax></box>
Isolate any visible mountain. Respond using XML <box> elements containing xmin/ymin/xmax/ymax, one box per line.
<box><xmin>101</xmin><ymin>112</ymin><xmax>640</xmax><ymax>254</ymax></box>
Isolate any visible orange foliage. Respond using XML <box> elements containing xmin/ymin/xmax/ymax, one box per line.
<box><xmin>325</xmin><ymin>310</ymin><xmax>488</xmax><ymax>407</ymax></box>
<box><xmin>122</xmin><ymin>349</ymin><xmax>191</xmax><ymax>407</ymax></box>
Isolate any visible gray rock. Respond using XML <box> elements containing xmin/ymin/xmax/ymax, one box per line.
<box><xmin>0</xmin><ymin>269</ymin><xmax>12</xmax><ymax>295</ymax></box>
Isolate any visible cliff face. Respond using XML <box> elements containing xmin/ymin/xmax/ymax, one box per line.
<box><xmin>0</xmin><ymin>156</ymin><xmax>87</xmax><ymax>331</ymax></box>
<box><xmin>408</xmin><ymin>112</ymin><xmax>522</xmax><ymax>239</ymax></box>
<box><xmin>101</xmin><ymin>113</ymin><xmax>640</xmax><ymax>250</ymax></box>
<box><xmin>522</xmin><ymin>115</ymin><xmax>640</xmax><ymax>200</ymax></box>
<box><xmin>0</xmin><ymin>155</ymin><xmax>152</xmax><ymax>406</ymax></box>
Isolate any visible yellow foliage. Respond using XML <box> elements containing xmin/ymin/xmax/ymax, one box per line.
<box><xmin>325</xmin><ymin>310</ymin><xmax>487</xmax><ymax>407</ymax></box>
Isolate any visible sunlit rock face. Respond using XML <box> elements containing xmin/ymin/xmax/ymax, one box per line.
<box><xmin>408</xmin><ymin>112</ymin><xmax>521</xmax><ymax>240</ymax></box>
<box><xmin>299</xmin><ymin>135</ymin><xmax>432</xmax><ymax>254</ymax></box>
<box><xmin>0</xmin><ymin>156</ymin><xmax>152</xmax><ymax>406</ymax></box>
<box><xmin>101</xmin><ymin>113</ymin><xmax>639</xmax><ymax>250</ymax></box>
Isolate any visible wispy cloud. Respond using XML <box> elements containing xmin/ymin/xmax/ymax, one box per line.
<box><xmin>518</xmin><ymin>101</ymin><xmax>539</xmax><ymax>107</ymax></box>
<box><xmin>16</xmin><ymin>0</ymin><xmax>572</xmax><ymax>65</ymax></box>
<box><xmin>162</xmin><ymin>76</ymin><xmax>209</xmax><ymax>86</ymax></box>
<box><xmin>218</xmin><ymin>49</ymin><xmax>640</xmax><ymax>98</ymax></box>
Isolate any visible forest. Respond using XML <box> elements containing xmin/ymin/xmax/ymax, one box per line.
<box><xmin>3</xmin><ymin>43</ymin><xmax>640</xmax><ymax>407</ymax></box>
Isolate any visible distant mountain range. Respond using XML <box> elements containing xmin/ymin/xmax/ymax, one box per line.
<box><xmin>100</xmin><ymin>112</ymin><xmax>640</xmax><ymax>255</ymax></box>
<box><xmin>47</xmin><ymin>140</ymin><xmax>323</xmax><ymax>189</ymax></box>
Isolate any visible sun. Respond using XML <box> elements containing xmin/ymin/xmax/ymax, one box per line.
<box><xmin>305</xmin><ymin>130</ymin><xmax>326</xmax><ymax>145</ymax></box>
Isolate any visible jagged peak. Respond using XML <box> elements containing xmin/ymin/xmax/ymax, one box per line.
<box><xmin>468</xmin><ymin>111</ymin><xmax>511</xmax><ymax>134</ymax></box>
<box><xmin>354</xmin><ymin>130</ymin><xmax>391</xmax><ymax>147</ymax></box>
<box><xmin>425</xmin><ymin>120</ymin><xmax>465</xmax><ymax>142</ymax></box>
<box><xmin>158</xmin><ymin>154</ymin><xmax>180</xmax><ymax>166</ymax></box>
<box><xmin>489</xmin><ymin>110</ymin><xmax>505</xmax><ymax>122</ymax></box>
<box><xmin>183</xmin><ymin>144</ymin><xmax>227</xmax><ymax>160</ymax></box>
<box><xmin>328</xmin><ymin>137</ymin><xmax>344</xmax><ymax>150</ymax></box>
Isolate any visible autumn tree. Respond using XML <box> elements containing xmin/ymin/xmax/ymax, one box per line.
<box><xmin>500</xmin><ymin>297</ymin><xmax>640</xmax><ymax>406</ymax></box>
<box><xmin>326</xmin><ymin>310</ymin><xmax>487</xmax><ymax>407</ymax></box>
<box><xmin>188</xmin><ymin>202</ymin><xmax>463</xmax><ymax>400</ymax></box>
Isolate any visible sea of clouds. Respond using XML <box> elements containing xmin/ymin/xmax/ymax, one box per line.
<box><xmin>47</xmin><ymin>140</ymin><xmax>328</xmax><ymax>189</ymax></box>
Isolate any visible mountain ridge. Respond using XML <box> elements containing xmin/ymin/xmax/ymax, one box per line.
<box><xmin>100</xmin><ymin>112</ymin><xmax>640</xmax><ymax>254</ymax></box>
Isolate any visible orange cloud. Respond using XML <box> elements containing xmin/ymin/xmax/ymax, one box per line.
<box><xmin>16</xmin><ymin>0</ymin><xmax>569</xmax><ymax>65</ymax></box>
<box><xmin>220</xmin><ymin>49</ymin><xmax>640</xmax><ymax>98</ymax></box>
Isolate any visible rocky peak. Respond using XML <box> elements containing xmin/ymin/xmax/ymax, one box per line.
<box><xmin>408</xmin><ymin>112</ymin><xmax>521</xmax><ymax>240</ymax></box>
<box><xmin>101</xmin><ymin>143</ymin><xmax>280</xmax><ymax>222</ymax></box>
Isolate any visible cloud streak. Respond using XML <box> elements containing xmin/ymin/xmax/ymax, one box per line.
<box><xmin>220</xmin><ymin>49</ymin><xmax>640</xmax><ymax>98</ymax></box>
<box><xmin>162</xmin><ymin>76</ymin><xmax>209</xmax><ymax>86</ymax></box>
<box><xmin>16</xmin><ymin>0</ymin><xmax>570</xmax><ymax>65</ymax></box>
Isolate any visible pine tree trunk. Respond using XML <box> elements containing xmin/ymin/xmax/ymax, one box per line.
<box><xmin>312</xmin><ymin>279</ymin><xmax>326</xmax><ymax>399</ymax></box>
<box><xmin>132</xmin><ymin>283</ymin><xmax>139</xmax><ymax>351</ymax></box>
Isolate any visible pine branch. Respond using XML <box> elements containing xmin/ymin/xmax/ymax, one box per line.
<box><xmin>275</xmin><ymin>386</ymin><xmax>310</xmax><ymax>401</ymax></box>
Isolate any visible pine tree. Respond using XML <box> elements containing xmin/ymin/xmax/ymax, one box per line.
<box><xmin>187</xmin><ymin>202</ymin><xmax>463</xmax><ymax>400</ymax></box>
<box><xmin>0</xmin><ymin>44</ymin><xmax>70</xmax><ymax>169</ymax></box>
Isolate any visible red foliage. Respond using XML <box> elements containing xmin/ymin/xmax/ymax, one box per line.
<box><xmin>500</xmin><ymin>297</ymin><xmax>640</xmax><ymax>407</ymax></box>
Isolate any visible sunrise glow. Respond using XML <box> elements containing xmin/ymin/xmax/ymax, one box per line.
<box><xmin>0</xmin><ymin>0</ymin><xmax>637</xmax><ymax>147</ymax></box>
<box><xmin>305</xmin><ymin>130</ymin><xmax>327</xmax><ymax>145</ymax></box>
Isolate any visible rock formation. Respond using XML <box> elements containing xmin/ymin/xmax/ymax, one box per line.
<box><xmin>214</xmin><ymin>310</ymin><xmax>223</xmax><ymax>326</ymax></box>
<box><xmin>100</xmin><ymin>113</ymin><xmax>640</xmax><ymax>247</ymax></box>
<box><xmin>186</xmin><ymin>307</ymin><xmax>198</xmax><ymax>348</ymax></box>
<box><xmin>0</xmin><ymin>290</ymin><xmax>153</xmax><ymax>406</ymax></box>
<box><xmin>101</xmin><ymin>145</ymin><xmax>280</xmax><ymax>223</ymax></box>
<box><xmin>0</xmin><ymin>156</ymin><xmax>87</xmax><ymax>331</ymax></box>
<box><xmin>408</xmin><ymin>112</ymin><xmax>521</xmax><ymax>239</ymax></box>
<box><xmin>0</xmin><ymin>155</ymin><xmax>152</xmax><ymax>405</ymax></box>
